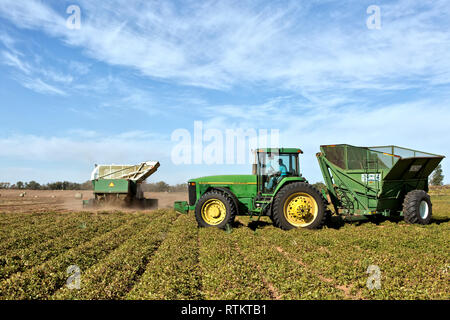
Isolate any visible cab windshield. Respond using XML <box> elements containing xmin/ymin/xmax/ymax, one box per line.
<box><xmin>257</xmin><ymin>152</ymin><xmax>299</xmax><ymax>193</ymax></box>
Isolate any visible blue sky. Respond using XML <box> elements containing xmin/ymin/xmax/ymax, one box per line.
<box><xmin>0</xmin><ymin>0</ymin><xmax>449</xmax><ymax>185</ymax></box>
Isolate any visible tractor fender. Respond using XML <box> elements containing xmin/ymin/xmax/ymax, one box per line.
<box><xmin>273</xmin><ymin>177</ymin><xmax>307</xmax><ymax>195</ymax></box>
<box><xmin>206</xmin><ymin>186</ymin><xmax>240</xmax><ymax>215</ymax></box>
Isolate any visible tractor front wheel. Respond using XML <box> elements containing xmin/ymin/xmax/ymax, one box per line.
<box><xmin>273</xmin><ymin>182</ymin><xmax>327</xmax><ymax>230</ymax></box>
<box><xmin>403</xmin><ymin>190</ymin><xmax>432</xmax><ymax>225</ymax></box>
<box><xmin>195</xmin><ymin>190</ymin><xmax>237</xmax><ymax>228</ymax></box>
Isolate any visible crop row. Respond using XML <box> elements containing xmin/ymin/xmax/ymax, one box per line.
<box><xmin>0</xmin><ymin>212</ymin><xmax>159</xmax><ymax>299</ymax></box>
<box><xmin>0</xmin><ymin>210</ymin><xmax>80</xmax><ymax>230</ymax></box>
<box><xmin>0</xmin><ymin>211</ymin><xmax>68</xmax><ymax>244</ymax></box>
<box><xmin>0</xmin><ymin>211</ymin><xmax>51</xmax><ymax>230</ymax></box>
<box><xmin>0</xmin><ymin>212</ymin><xmax>98</xmax><ymax>255</ymax></box>
<box><xmin>126</xmin><ymin>213</ymin><xmax>202</xmax><ymax>300</ymax></box>
<box><xmin>253</xmin><ymin>217</ymin><xmax>449</xmax><ymax>299</ymax></box>
<box><xmin>253</xmin><ymin>218</ymin><xmax>364</xmax><ymax>298</ymax></box>
<box><xmin>0</xmin><ymin>213</ymin><xmax>131</xmax><ymax>281</ymax></box>
<box><xmin>232</xmin><ymin>218</ymin><xmax>345</xmax><ymax>299</ymax></box>
<box><xmin>197</xmin><ymin>224</ymin><xmax>271</xmax><ymax>299</ymax></box>
<box><xmin>52</xmin><ymin>210</ymin><xmax>179</xmax><ymax>299</ymax></box>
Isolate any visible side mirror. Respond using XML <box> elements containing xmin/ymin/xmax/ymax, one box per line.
<box><xmin>252</xmin><ymin>163</ymin><xmax>257</xmax><ymax>175</ymax></box>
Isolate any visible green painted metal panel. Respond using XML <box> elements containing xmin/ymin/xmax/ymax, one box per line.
<box><xmin>257</xmin><ymin>148</ymin><xmax>302</xmax><ymax>154</ymax></box>
<box><xmin>93</xmin><ymin>179</ymin><xmax>130</xmax><ymax>194</ymax></box>
<box><xmin>189</xmin><ymin>175</ymin><xmax>258</xmax><ymax>214</ymax></box>
<box><xmin>383</xmin><ymin>157</ymin><xmax>443</xmax><ymax>181</ymax></box>
<box><xmin>271</xmin><ymin>177</ymin><xmax>307</xmax><ymax>195</ymax></box>
<box><xmin>174</xmin><ymin>201</ymin><xmax>189</xmax><ymax>214</ymax></box>
<box><xmin>190</xmin><ymin>175</ymin><xmax>257</xmax><ymax>198</ymax></box>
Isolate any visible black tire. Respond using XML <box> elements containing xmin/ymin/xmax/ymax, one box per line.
<box><xmin>144</xmin><ymin>198</ymin><xmax>158</xmax><ymax>210</ymax></box>
<box><xmin>195</xmin><ymin>189</ymin><xmax>237</xmax><ymax>228</ymax></box>
<box><xmin>273</xmin><ymin>182</ymin><xmax>327</xmax><ymax>230</ymax></box>
<box><xmin>324</xmin><ymin>209</ymin><xmax>333</xmax><ymax>226</ymax></box>
<box><xmin>403</xmin><ymin>190</ymin><xmax>432</xmax><ymax>225</ymax></box>
<box><xmin>86</xmin><ymin>198</ymin><xmax>96</xmax><ymax>208</ymax></box>
<box><xmin>366</xmin><ymin>215</ymin><xmax>385</xmax><ymax>224</ymax></box>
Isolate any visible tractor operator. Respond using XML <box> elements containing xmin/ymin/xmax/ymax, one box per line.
<box><xmin>266</xmin><ymin>158</ymin><xmax>288</xmax><ymax>190</ymax></box>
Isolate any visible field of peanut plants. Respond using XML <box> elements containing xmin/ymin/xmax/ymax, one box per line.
<box><xmin>0</xmin><ymin>188</ymin><xmax>449</xmax><ymax>300</ymax></box>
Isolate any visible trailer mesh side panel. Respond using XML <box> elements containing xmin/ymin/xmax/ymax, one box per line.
<box><xmin>322</xmin><ymin>146</ymin><xmax>346</xmax><ymax>169</ymax></box>
<box><xmin>322</xmin><ymin>145</ymin><xmax>396</xmax><ymax>171</ymax></box>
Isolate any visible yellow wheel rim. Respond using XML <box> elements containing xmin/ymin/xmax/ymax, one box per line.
<box><xmin>201</xmin><ymin>199</ymin><xmax>227</xmax><ymax>225</ymax></box>
<box><xmin>283</xmin><ymin>192</ymin><xmax>318</xmax><ymax>227</ymax></box>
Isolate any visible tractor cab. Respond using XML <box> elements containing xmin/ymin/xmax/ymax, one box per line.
<box><xmin>255</xmin><ymin>148</ymin><xmax>303</xmax><ymax>194</ymax></box>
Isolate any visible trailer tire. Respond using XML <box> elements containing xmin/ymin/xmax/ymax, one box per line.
<box><xmin>403</xmin><ymin>190</ymin><xmax>432</xmax><ymax>225</ymax></box>
<box><xmin>273</xmin><ymin>182</ymin><xmax>327</xmax><ymax>230</ymax></box>
<box><xmin>86</xmin><ymin>198</ymin><xmax>95</xmax><ymax>208</ymax></box>
<box><xmin>195</xmin><ymin>190</ymin><xmax>237</xmax><ymax>229</ymax></box>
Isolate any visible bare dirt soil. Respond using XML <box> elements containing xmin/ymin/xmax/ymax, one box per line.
<box><xmin>0</xmin><ymin>190</ymin><xmax>187</xmax><ymax>213</ymax></box>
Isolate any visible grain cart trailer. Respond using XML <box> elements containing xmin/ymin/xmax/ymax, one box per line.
<box><xmin>316</xmin><ymin>144</ymin><xmax>444</xmax><ymax>224</ymax></box>
<box><xmin>83</xmin><ymin>161</ymin><xmax>160</xmax><ymax>209</ymax></box>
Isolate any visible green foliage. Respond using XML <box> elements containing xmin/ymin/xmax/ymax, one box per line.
<box><xmin>430</xmin><ymin>164</ymin><xmax>444</xmax><ymax>186</ymax></box>
<box><xmin>15</xmin><ymin>181</ymin><xmax>24</xmax><ymax>189</ymax></box>
<box><xmin>44</xmin><ymin>181</ymin><xmax>92</xmax><ymax>190</ymax></box>
<box><xmin>0</xmin><ymin>214</ymin><xmax>152</xmax><ymax>299</ymax></box>
<box><xmin>0</xmin><ymin>192</ymin><xmax>449</xmax><ymax>300</ymax></box>
<box><xmin>7</xmin><ymin>181</ymin><xmax>92</xmax><ymax>190</ymax></box>
<box><xmin>0</xmin><ymin>182</ymin><xmax>11</xmax><ymax>189</ymax></box>
<box><xmin>25</xmin><ymin>181</ymin><xmax>41</xmax><ymax>190</ymax></box>
<box><xmin>142</xmin><ymin>181</ymin><xmax>187</xmax><ymax>192</ymax></box>
<box><xmin>126</xmin><ymin>214</ymin><xmax>202</xmax><ymax>300</ymax></box>
<box><xmin>53</xmin><ymin>211</ymin><xmax>177</xmax><ymax>300</ymax></box>
<box><xmin>312</xmin><ymin>182</ymin><xmax>327</xmax><ymax>192</ymax></box>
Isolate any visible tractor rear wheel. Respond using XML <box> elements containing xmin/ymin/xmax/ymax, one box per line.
<box><xmin>403</xmin><ymin>190</ymin><xmax>432</xmax><ymax>225</ymax></box>
<box><xmin>195</xmin><ymin>190</ymin><xmax>237</xmax><ymax>228</ymax></box>
<box><xmin>273</xmin><ymin>182</ymin><xmax>327</xmax><ymax>230</ymax></box>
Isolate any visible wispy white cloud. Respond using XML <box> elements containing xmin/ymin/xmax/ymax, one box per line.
<box><xmin>0</xmin><ymin>131</ymin><xmax>168</xmax><ymax>162</ymax></box>
<box><xmin>196</xmin><ymin>96</ymin><xmax>450</xmax><ymax>183</ymax></box>
<box><xmin>15</xmin><ymin>76</ymin><xmax>66</xmax><ymax>95</ymax></box>
<box><xmin>68</xmin><ymin>61</ymin><xmax>90</xmax><ymax>75</ymax></box>
<box><xmin>0</xmin><ymin>30</ymin><xmax>16</xmax><ymax>50</ymax></box>
<box><xmin>1</xmin><ymin>50</ymin><xmax>31</xmax><ymax>74</ymax></box>
<box><xmin>0</xmin><ymin>95</ymin><xmax>448</xmax><ymax>184</ymax></box>
<box><xmin>0</xmin><ymin>1</ymin><xmax>448</xmax><ymax>184</ymax></box>
<box><xmin>0</xmin><ymin>37</ymin><xmax>71</xmax><ymax>95</ymax></box>
<box><xmin>1</xmin><ymin>0</ymin><xmax>449</xmax><ymax>91</ymax></box>
<box><xmin>0</xmin><ymin>130</ymin><xmax>175</xmax><ymax>183</ymax></box>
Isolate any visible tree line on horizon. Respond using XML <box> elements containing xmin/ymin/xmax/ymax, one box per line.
<box><xmin>0</xmin><ymin>181</ymin><xmax>93</xmax><ymax>190</ymax></box>
<box><xmin>0</xmin><ymin>164</ymin><xmax>444</xmax><ymax>191</ymax></box>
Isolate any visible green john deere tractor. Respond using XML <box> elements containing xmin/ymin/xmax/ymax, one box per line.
<box><xmin>174</xmin><ymin>148</ymin><xmax>329</xmax><ymax>230</ymax></box>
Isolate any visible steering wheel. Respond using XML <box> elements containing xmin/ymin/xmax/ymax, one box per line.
<box><xmin>268</xmin><ymin>171</ymin><xmax>280</xmax><ymax>180</ymax></box>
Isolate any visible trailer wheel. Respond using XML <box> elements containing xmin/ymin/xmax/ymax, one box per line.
<box><xmin>195</xmin><ymin>190</ymin><xmax>236</xmax><ymax>228</ymax></box>
<box><xmin>273</xmin><ymin>182</ymin><xmax>327</xmax><ymax>230</ymax></box>
<box><xmin>403</xmin><ymin>190</ymin><xmax>432</xmax><ymax>225</ymax></box>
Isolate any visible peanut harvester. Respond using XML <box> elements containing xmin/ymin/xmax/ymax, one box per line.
<box><xmin>83</xmin><ymin>161</ymin><xmax>160</xmax><ymax>209</ymax></box>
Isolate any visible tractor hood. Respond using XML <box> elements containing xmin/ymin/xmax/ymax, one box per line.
<box><xmin>189</xmin><ymin>175</ymin><xmax>257</xmax><ymax>185</ymax></box>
